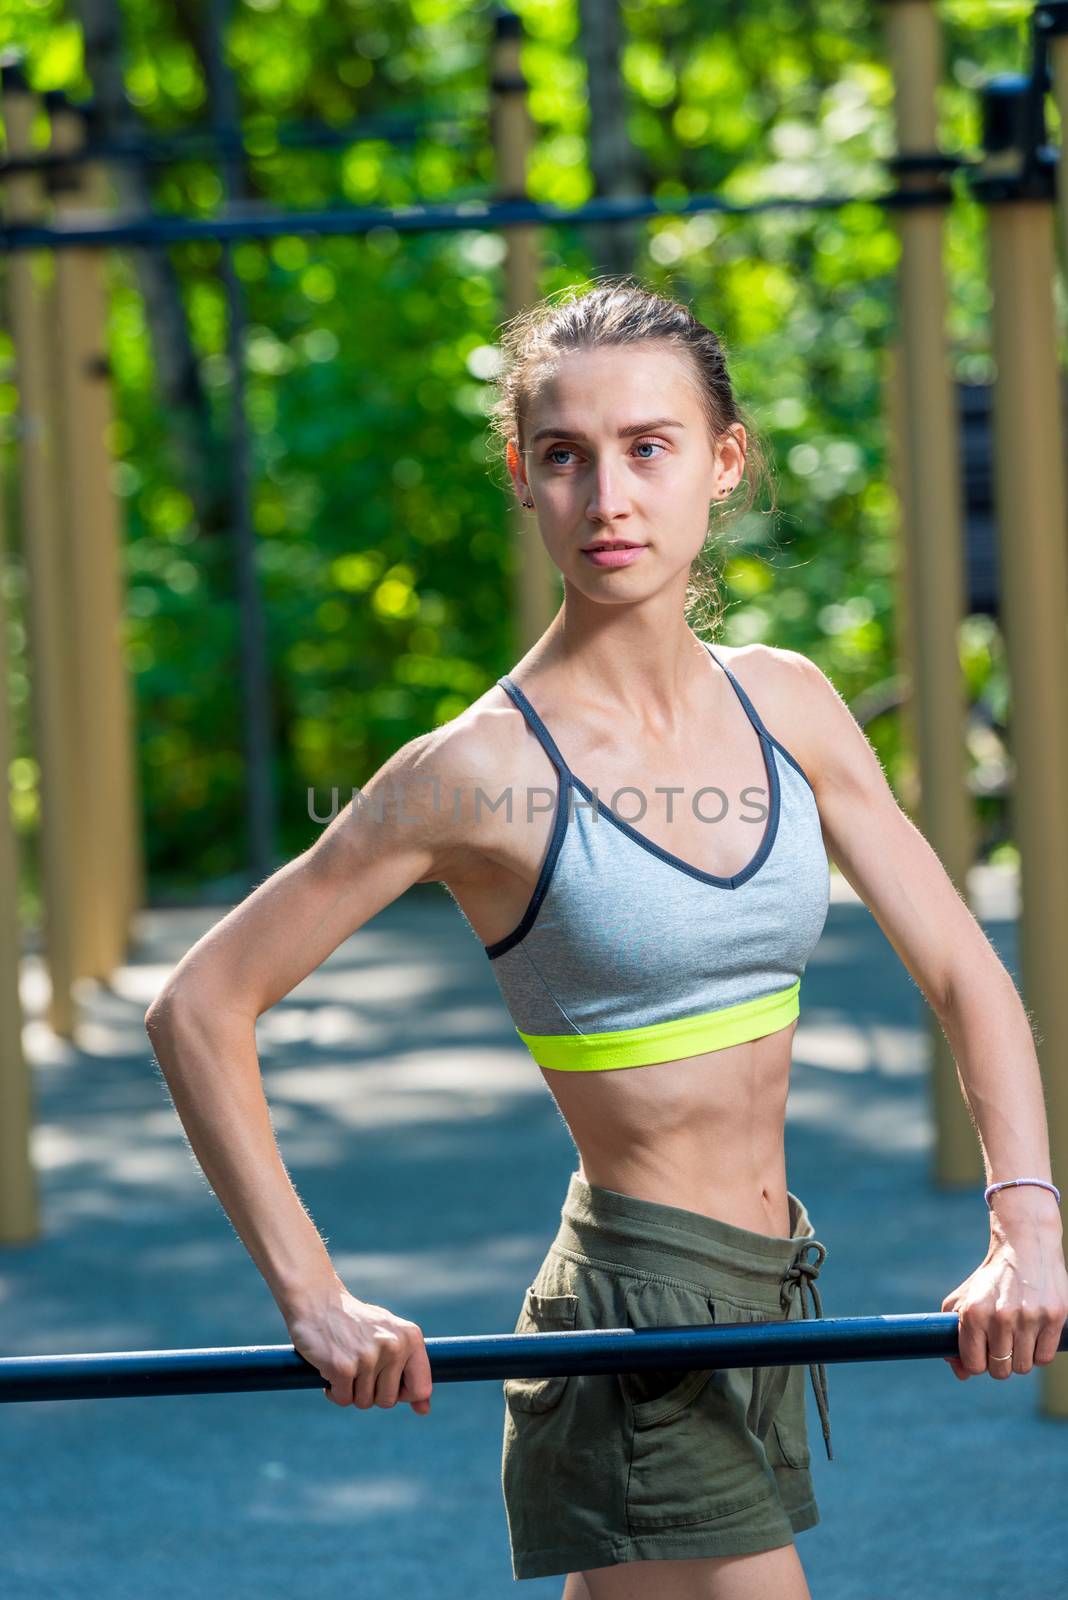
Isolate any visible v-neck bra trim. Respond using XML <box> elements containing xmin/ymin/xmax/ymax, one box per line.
<box><xmin>482</xmin><ymin>643</ymin><xmax>830</xmax><ymax>1059</ymax></box>
<box><xmin>495</xmin><ymin>641</ymin><xmax>786</xmax><ymax>895</ymax></box>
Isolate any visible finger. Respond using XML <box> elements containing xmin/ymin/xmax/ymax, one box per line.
<box><xmin>363</xmin><ymin>1329</ymin><xmax>408</xmax><ymax>1409</ymax></box>
<box><xmin>1035</xmin><ymin>1315</ymin><xmax>1067</xmax><ymax>1366</ymax></box>
<box><xmin>956</xmin><ymin>1309</ymin><xmax>990</xmax><ymax>1377</ymax></box>
<box><xmin>323</xmin><ymin>1367</ymin><xmax>355</xmax><ymax>1407</ymax></box>
<box><xmin>398</xmin><ymin>1372</ymin><xmax>432</xmax><ymax>1413</ymax></box>
<box><xmin>400</xmin><ymin>1341</ymin><xmax>435</xmax><ymax>1412</ymax></box>
<box><xmin>373</xmin><ymin>1355</ymin><xmax>408</xmax><ymax>1409</ymax></box>
<box><xmin>984</xmin><ymin>1310</ymin><xmax>1016</xmax><ymax>1379</ymax></box>
<box><xmin>940</xmin><ymin>1298</ymin><xmax>968</xmax><ymax>1377</ymax></box>
<box><xmin>353</xmin><ymin>1358</ymin><xmax>378</xmax><ymax>1410</ymax></box>
<box><xmin>1009</xmin><ymin>1316</ymin><xmax>1040</xmax><ymax>1375</ymax></box>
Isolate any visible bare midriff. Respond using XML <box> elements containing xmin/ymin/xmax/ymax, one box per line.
<box><xmin>541</xmin><ymin>1018</ymin><xmax>799</xmax><ymax>1239</ymax></box>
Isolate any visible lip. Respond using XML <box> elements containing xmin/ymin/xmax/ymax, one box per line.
<box><xmin>580</xmin><ymin>543</ymin><xmax>647</xmax><ymax>569</ymax></box>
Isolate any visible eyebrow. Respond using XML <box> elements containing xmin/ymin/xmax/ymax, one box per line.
<box><xmin>529</xmin><ymin>418</ymin><xmax>686</xmax><ymax>444</ymax></box>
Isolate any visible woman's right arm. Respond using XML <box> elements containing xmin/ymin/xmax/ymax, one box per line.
<box><xmin>144</xmin><ymin>730</ymin><xmax>465</xmax><ymax>1415</ymax></box>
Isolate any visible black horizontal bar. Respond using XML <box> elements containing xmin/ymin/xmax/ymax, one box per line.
<box><xmin>3</xmin><ymin>1313</ymin><xmax>1064</xmax><ymax>1403</ymax></box>
<box><xmin>0</xmin><ymin>107</ymin><xmax>485</xmax><ymax>178</ymax></box>
<box><xmin>0</xmin><ymin>183</ymin><xmax>957</xmax><ymax>253</ymax></box>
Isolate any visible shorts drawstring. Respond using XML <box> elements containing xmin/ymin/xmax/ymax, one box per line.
<box><xmin>779</xmin><ymin>1240</ymin><xmax>833</xmax><ymax>1462</ymax></box>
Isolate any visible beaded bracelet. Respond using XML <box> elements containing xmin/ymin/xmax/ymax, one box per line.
<box><xmin>984</xmin><ymin>1177</ymin><xmax>1062</xmax><ymax>1207</ymax></box>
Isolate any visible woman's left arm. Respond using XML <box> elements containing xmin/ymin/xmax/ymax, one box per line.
<box><xmin>765</xmin><ymin>647</ymin><xmax>1068</xmax><ymax>1382</ymax></box>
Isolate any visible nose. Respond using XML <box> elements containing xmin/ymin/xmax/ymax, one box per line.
<box><xmin>586</xmin><ymin>459</ymin><xmax>630</xmax><ymax>525</ymax></box>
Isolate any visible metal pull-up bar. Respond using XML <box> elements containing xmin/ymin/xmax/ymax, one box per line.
<box><xmin>3</xmin><ymin>1314</ymin><xmax>1066</xmax><ymax>1404</ymax></box>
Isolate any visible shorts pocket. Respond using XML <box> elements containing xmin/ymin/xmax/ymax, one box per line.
<box><xmin>615</xmin><ymin>1280</ymin><xmax>718</xmax><ymax>1423</ymax></box>
<box><xmin>503</xmin><ymin>1288</ymin><xmax>579</xmax><ymax>1415</ymax></box>
<box><xmin>620</xmin><ymin>1282</ymin><xmax>770</xmax><ymax>1529</ymax></box>
<box><xmin>628</xmin><ymin>1363</ymin><xmax>715</xmax><ymax>1429</ymax></box>
<box><xmin>768</xmin><ymin>1365</ymin><xmax>811</xmax><ymax>1470</ymax></box>
<box><xmin>772</xmin><ymin>1416</ymin><xmax>809</xmax><ymax>1469</ymax></box>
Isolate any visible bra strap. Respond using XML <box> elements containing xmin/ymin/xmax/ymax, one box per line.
<box><xmin>497</xmin><ymin>676</ymin><xmax>573</xmax><ymax>776</ymax></box>
<box><xmin>704</xmin><ymin>642</ymin><xmax>773</xmax><ymax>742</ymax></box>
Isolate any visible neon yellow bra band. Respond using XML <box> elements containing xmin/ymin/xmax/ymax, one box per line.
<box><xmin>518</xmin><ymin>980</ymin><xmax>801</xmax><ymax>1071</ymax></box>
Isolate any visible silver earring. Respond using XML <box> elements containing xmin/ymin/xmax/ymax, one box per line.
<box><xmin>523</xmin><ymin>497</ymin><xmax>534</xmax><ymax>508</ymax></box>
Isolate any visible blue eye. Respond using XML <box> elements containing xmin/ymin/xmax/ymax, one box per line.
<box><xmin>543</xmin><ymin>440</ymin><xmax>666</xmax><ymax>465</ymax></box>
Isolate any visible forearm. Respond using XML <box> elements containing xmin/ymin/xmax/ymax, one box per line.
<box><xmin>146</xmin><ymin>994</ymin><xmax>342</xmax><ymax>1315</ymax></box>
<box><xmin>938</xmin><ymin>959</ymin><xmax>1063</xmax><ymax>1233</ymax></box>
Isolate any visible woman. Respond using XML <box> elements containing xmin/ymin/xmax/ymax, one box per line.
<box><xmin>146</xmin><ymin>279</ymin><xmax>1068</xmax><ymax>1600</ymax></box>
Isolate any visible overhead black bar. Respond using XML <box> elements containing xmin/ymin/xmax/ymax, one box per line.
<box><xmin>0</xmin><ymin>178</ymin><xmax>968</xmax><ymax>254</ymax></box>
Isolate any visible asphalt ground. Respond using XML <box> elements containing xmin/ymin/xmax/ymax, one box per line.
<box><xmin>2</xmin><ymin>863</ymin><xmax>1065</xmax><ymax>1599</ymax></box>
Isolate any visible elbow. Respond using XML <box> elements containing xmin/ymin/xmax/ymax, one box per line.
<box><xmin>941</xmin><ymin>951</ymin><xmax>1018</xmax><ymax>1022</ymax></box>
<box><xmin>145</xmin><ymin>985</ymin><xmax>188</xmax><ymax>1038</ymax></box>
<box><xmin>145</xmin><ymin>981</ymin><xmax>245</xmax><ymax>1039</ymax></box>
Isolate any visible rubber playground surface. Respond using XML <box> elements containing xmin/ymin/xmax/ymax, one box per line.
<box><xmin>2</xmin><ymin>864</ymin><xmax>1064</xmax><ymax>1599</ymax></box>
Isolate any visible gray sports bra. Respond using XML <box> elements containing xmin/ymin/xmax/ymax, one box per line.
<box><xmin>481</xmin><ymin>640</ymin><xmax>830</xmax><ymax>1071</ymax></box>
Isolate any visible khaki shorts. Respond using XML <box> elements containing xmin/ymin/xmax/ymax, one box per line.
<box><xmin>500</xmin><ymin>1172</ymin><xmax>833</xmax><ymax>1581</ymax></box>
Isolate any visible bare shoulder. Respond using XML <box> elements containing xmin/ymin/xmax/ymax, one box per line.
<box><xmin>715</xmin><ymin>642</ymin><xmax>859</xmax><ymax>794</ymax></box>
<box><xmin>719</xmin><ymin>647</ymin><xmax>997</xmax><ymax>1016</ymax></box>
<box><xmin>343</xmin><ymin>683</ymin><xmax>533</xmax><ymax>886</ymax></box>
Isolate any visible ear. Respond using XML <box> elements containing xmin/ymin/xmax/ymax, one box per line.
<box><xmin>724</xmin><ymin>422</ymin><xmax>747</xmax><ymax>476</ymax></box>
<box><xmin>506</xmin><ymin>437</ymin><xmax>529</xmax><ymax>501</ymax></box>
<box><xmin>710</xmin><ymin>423</ymin><xmax>747</xmax><ymax>497</ymax></box>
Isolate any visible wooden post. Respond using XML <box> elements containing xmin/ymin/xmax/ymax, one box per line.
<box><xmin>49</xmin><ymin>95</ymin><xmax>143</xmax><ymax>978</ymax></box>
<box><xmin>491</xmin><ymin>8</ymin><xmax>559</xmax><ymax>652</ymax></box>
<box><xmin>0</xmin><ymin>342</ymin><xmax>40</xmax><ymax>1245</ymax></box>
<box><xmin>881</xmin><ymin>0</ymin><xmax>981</xmax><ymax>1185</ymax></box>
<box><xmin>1</xmin><ymin>62</ymin><xmax>79</xmax><ymax>1039</ymax></box>
<box><xmin>974</xmin><ymin>61</ymin><xmax>1068</xmax><ymax>1419</ymax></box>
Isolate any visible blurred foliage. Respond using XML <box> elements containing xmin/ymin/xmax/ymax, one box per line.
<box><xmin>0</xmin><ymin>0</ymin><xmax>1043</xmax><ymax>910</ymax></box>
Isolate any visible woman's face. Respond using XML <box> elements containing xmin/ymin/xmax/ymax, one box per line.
<box><xmin>506</xmin><ymin>341</ymin><xmax>744</xmax><ymax>596</ymax></box>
